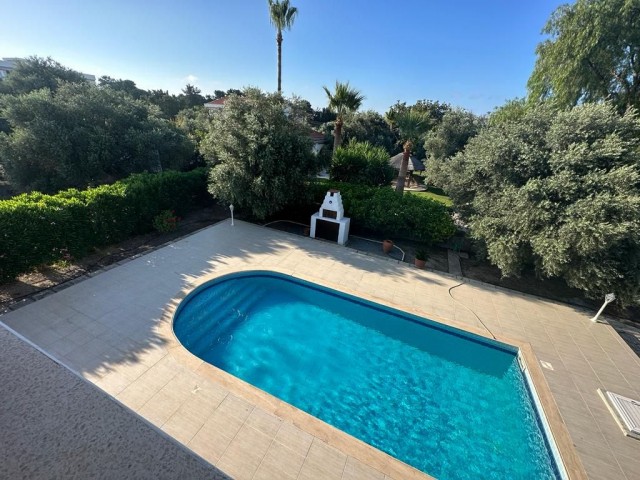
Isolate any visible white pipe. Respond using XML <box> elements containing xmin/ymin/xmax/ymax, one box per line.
<box><xmin>229</xmin><ymin>204</ymin><xmax>234</xmax><ymax>226</ymax></box>
<box><xmin>591</xmin><ymin>293</ymin><xmax>615</xmax><ymax>322</ymax></box>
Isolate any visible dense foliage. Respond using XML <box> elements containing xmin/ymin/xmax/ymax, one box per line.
<box><xmin>0</xmin><ymin>57</ymin><xmax>87</xmax><ymax>96</ymax></box>
<box><xmin>330</xmin><ymin>141</ymin><xmax>394</xmax><ymax>186</ymax></box>
<box><xmin>0</xmin><ymin>169</ymin><xmax>208</xmax><ymax>281</ymax></box>
<box><xmin>335</xmin><ymin>110</ymin><xmax>398</xmax><ymax>154</ymax></box>
<box><xmin>385</xmin><ymin>99</ymin><xmax>451</xmax><ymax>159</ymax></box>
<box><xmin>203</xmin><ymin>89</ymin><xmax>317</xmax><ymax>219</ymax></box>
<box><xmin>309</xmin><ymin>180</ymin><xmax>455</xmax><ymax>244</ymax></box>
<box><xmin>0</xmin><ymin>82</ymin><xmax>194</xmax><ymax>193</ymax></box>
<box><xmin>528</xmin><ymin>0</ymin><xmax>640</xmax><ymax>111</ymax></box>
<box><xmin>433</xmin><ymin>103</ymin><xmax>640</xmax><ymax>304</ymax></box>
<box><xmin>424</xmin><ymin>109</ymin><xmax>485</xmax><ymax>162</ymax></box>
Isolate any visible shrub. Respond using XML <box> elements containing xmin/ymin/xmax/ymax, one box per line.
<box><xmin>203</xmin><ymin>89</ymin><xmax>318</xmax><ymax>219</ymax></box>
<box><xmin>330</xmin><ymin>141</ymin><xmax>395</xmax><ymax>186</ymax></box>
<box><xmin>153</xmin><ymin>210</ymin><xmax>180</xmax><ymax>233</ymax></box>
<box><xmin>308</xmin><ymin>180</ymin><xmax>455</xmax><ymax>243</ymax></box>
<box><xmin>0</xmin><ymin>168</ymin><xmax>208</xmax><ymax>281</ymax></box>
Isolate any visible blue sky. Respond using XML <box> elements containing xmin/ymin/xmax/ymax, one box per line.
<box><xmin>1</xmin><ymin>0</ymin><xmax>565</xmax><ymax>114</ymax></box>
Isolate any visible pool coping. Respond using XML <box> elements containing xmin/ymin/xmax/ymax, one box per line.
<box><xmin>159</xmin><ymin>265</ymin><xmax>588</xmax><ymax>480</ymax></box>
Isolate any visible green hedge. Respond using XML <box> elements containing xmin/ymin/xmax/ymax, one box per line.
<box><xmin>0</xmin><ymin>168</ymin><xmax>209</xmax><ymax>281</ymax></box>
<box><xmin>330</xmin><ymin>141</ymin><xmax>395</xmax><ymax>186</ymax></box>
<box><xmin>308</xmin><ymin>180</ymin><xmax>455</xmax><ymax>243</ymax></box>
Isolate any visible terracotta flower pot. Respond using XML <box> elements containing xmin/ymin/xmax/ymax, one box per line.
<box><xmin>414</xmin><ymin>258</ymin><xmax>426</xmax><ymax>269</ymax></box>
<box><xmin>382</xmin><ymin>239</ymin><xmax>394</xmax><ymax>254</ymax></box>
<box><xmin>303</xmin><ymin>227</ymin><xmax>311</xmax><ymax>236</ymax></box>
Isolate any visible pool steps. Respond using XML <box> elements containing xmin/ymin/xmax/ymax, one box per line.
<box><xmin>181</xmin><ymin>286</ymin><xmax>271</xmax><ymax>355</ymax></box>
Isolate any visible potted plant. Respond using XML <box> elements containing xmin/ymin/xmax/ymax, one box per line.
<box><xmin>414</xmin><ymin>249</ymin><xmax>428</xmax><ymax>269</ymax></box>
<box><xmin>382</xmin><ymin>239</ymin><xmax>394</xmax><ymax>253</ymax></box>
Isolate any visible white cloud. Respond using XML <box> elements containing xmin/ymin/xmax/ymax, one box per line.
<box><xmin>184</xmin><ymin>74</ymin><xmax>199</xmax><ymax>84</ymax></box>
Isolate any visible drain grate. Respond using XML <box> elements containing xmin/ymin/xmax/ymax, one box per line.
<box><xmin>598</xmin><ymin>389</ymin><xmax>640</xmax><ymax>439</ymax></box>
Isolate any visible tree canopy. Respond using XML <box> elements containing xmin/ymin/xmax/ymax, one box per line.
<box><xmin>202</xmin><ymin>89</ymin><xmax>317</xmax><ymax>219</ymax></box>
<box><xmin>433</xmin><ymin>102</ymin><xmax>640</xmax><ymax>304</ymax></box>
<box><xmin>385</xmin><ymin>100</ymin><xmax>451</xmax><ymax>159</ymax></box>
<box><xmin>0</xmin><ymin>82</ymin><xmax>193</xmax><ymax>193</ymax></box>
<box><xmin>0</xmin><ymin>56</ymin><xmax>87</xmax><ymax>96</ymax></box>
<box><xmin>424</xmin><ymin>108</ymin><xmax>485</xmax><ymax>162</ymax></box>
<box><xmin>333</xmin><ymin>110</ymin><xmax>398</xmax><ymax>154</ymax></box>
<box><xmin>528</xmin><ymin>0</ymin><xmax>640</xmax><ymax>111</ymax></box>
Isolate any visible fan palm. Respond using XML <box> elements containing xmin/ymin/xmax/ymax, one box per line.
<box><xmin>394</xmin><ymin>110</ymin><xmax>428</xmax><ymax>193</ymax></box>
<box><xmin>323</xmin><ymin>81</ymin><xmax>365</xmax><ymax>151</ymax></box>
<box><xmin>268</xmin><ymin>0</ymin><xmax>298</xmax><ymax>93</ymax></box>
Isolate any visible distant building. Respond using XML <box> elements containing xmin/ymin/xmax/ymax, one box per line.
<box><xmin>0</xmin><ymin>57</ymin><xmax>96</xmax><ymax>82</ymax></box>
<box><xmin>204</xmin><ymin>97</ymin><xmax>226</xmax><ymax>112</ymax></box>
<box><xmin>309</xmin><ymin>130</ymin><xmax>326</xmax><ymax>155</ymax></box>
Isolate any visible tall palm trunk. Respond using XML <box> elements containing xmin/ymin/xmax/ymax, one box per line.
<box><xmin>333</xmin><ymin>116</ymin><xmax>344</xmax><ymax>151</ymax></box>
<box><xmin>395</xmin><ymin>140</ymin><xmax>412</xmax><ymax>193</ymax></box>
<box><xmin>277</xmin><ymin>31</ymin><xmax>283</xmax><ymax>93</ymax></box>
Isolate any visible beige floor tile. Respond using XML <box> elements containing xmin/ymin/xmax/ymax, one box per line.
<box><xmin>117</xmin><ymin>378</ymin><xmax>160</xmax><ymax>410</ymax></box>
<box><xmin>204</xmin><ymin>408</ymin><xmax>246</xmax><ymax>439</ymax></box>
<box><xmin>138</xmin><ymin>389</ymin><xmax>184</xmax><ymax>426</ymax></box>
<box><xmin>245</xmin><ymin>408</ymin><xmax>282</xmax><ymax>437</ymax></box>
<box><xmin>188</xmin><ymin>422</ymin><xmax>234</xmax><ymax>465</ymax></box>
<box><xmin>217</xmin><ymin>424</ymin><xmax>273</xmax><ymax>480</ymax></box>
<box><xmin>298</xmin><ymin>439</ymin><xmax>348</xmax><ymax>480</ymax></box>
<box><xmin>274</xmin><ymin>421</ymin><xmax>314</xmax><ymax>457</ymax></box>
<box><xmin>342</xmin><ymin>457</ymin><xmax>386</xmax><ymax>480</ymax></box>
<box><xmin>217</xmin><ymin>393</ymin><xmax>254</xmax><ymax>421</ymax></box>
<box><xmin>580</xmin><ymin>454</ymin><xmax>626</xmax><ymax>480</ymax></box>
<box><xmin>162</xmin><ymin>405</ymin><xmax>208</xmax><ymax>444</ymax></box>
<box><xmin>253</xmin><ymin>439</ymin><xmax>305</xmax><ymax>480</ymax></box>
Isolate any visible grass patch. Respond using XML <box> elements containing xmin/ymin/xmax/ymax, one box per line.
<box><xmin>409</xmin><ymin>188</ymin><xmax>453</xmax><ymax>206</ymax></box>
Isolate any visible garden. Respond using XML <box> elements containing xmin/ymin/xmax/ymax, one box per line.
<box><xmin>2</xmin><ymin>1</ymin><xmax>640</xmax><ymax>323</ymax></box>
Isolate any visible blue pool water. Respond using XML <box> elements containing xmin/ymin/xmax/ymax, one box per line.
<box><xmin>173</xmin><ymin>271</ymin><xmax>561</xmax><ymax>480</ymax></box>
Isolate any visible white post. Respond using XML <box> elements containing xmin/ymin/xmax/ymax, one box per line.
<box><xmin>229</xmin><ymin>204</ymin><xmax>234</xmax><ymax>226</ymax></box>
<box><xmin>591</xmin><ymin>293</ymin><xmax>615</xmax><ymax>322</ymax></box>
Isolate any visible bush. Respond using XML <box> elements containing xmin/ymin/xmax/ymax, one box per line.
<box><xmin>0</xmin><ymin>168</ymin><xmax>208</xmax><ymax>281</ymax></box>
<box><xmin>153</xmin><ymin>210</ymin><xmax>180</xmax><ymax>233</ymax></box>
<box><xmin>308</xmin><ymin>180</ymin><xmax>455</xmax><ymax>243</ymax></box>
<box><xmin>330</xmin><ymin>141</ymin><xmax>395</xmax><ymax>186</ymax></box>
<box><xmin>203</xmin><ymin>89</ymin><xmax>318</xmax><ymax>219</ymax></box>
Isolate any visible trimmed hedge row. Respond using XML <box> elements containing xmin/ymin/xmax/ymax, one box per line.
<box><xmin>0</xmin><ymin>168</ymin><xmax>209</xmax><ymax>281</ymax></box>
<box><xmin>308</xmin><ymin>180</ymin><xmax>456</xmax><ymax>244</ymax></box>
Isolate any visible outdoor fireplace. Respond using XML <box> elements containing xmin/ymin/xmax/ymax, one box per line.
<box><xmin>310</xmin><ymin>190</ymin><xmax>350</xmax><ymax>245</ymax></box>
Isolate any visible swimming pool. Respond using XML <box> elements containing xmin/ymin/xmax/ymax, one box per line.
<box><xmin>173</xmin><ymin>271</ymin><xmax>564</xmax><ymax>480</ymax></box>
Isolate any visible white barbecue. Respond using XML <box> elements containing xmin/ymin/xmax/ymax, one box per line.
<box><xmin>310</xmin><ymin>190</ymin><xmax>350</xmax><ymax>245</ymax></box>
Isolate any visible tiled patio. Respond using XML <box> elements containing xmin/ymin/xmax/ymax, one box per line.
<box><xmin>1</xmin><ymin>220</ymin><xmax>639</xmax><ymax>479</ymax></box>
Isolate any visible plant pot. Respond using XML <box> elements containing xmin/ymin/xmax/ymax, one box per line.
<box><xmin>303</xmin><ymin>227</ymin><xmax>310</xmax><ymax>236</ymax></box>
<box><xmin>414</xmin><ymin>258</ymin><xmax>426</xmax><ymax>269</ymax></box>
<box><xmin>382</xmin><ymin>239</ymin><xmax>394</xmax><ymax>254</ymax></box>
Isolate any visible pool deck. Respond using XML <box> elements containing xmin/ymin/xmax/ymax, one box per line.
<box><xmin>2</xmin><ymin>220</ymin><xmax>639</xmax><ymax>479</ymax></box>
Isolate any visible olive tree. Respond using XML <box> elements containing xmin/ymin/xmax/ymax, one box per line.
<box><xmin>202</xmin><ymin>89</ymin><xmax>317</xmax><ymax>219</ymax></box>
<box><xmin>0</xmin><ymin>82</ymin><xmax>193</xmax><ymax>193</ymax></box>
<box><xmin>435</xmin><ymin>103</ymin><xmax>640</xmax><ymax>304</ymax></box>
<box><xmin>528</xmin><ymin>0</ymin><xmax>640</xmax><ymax>111</ymax></box>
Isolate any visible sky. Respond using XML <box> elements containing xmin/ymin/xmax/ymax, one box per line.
<box><xmin>1</xmin><ymin>0</ymin><xmax>566</xmax><ymax>115</ymax></box>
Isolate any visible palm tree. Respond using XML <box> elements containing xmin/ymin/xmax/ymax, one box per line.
<box><xmin>268</xmin><ymin>0</ymin><xmax>298</xmax><ymax>93</ymax></box>
<box><xmin>394</xmin><ymin>110</ymin><xmax>428</xmax><ymax>193</ymax></box>
<box><xmin>323</xmin><ymin>81</ymin><xmax>365</xmax><ymax>151</ymax></box>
